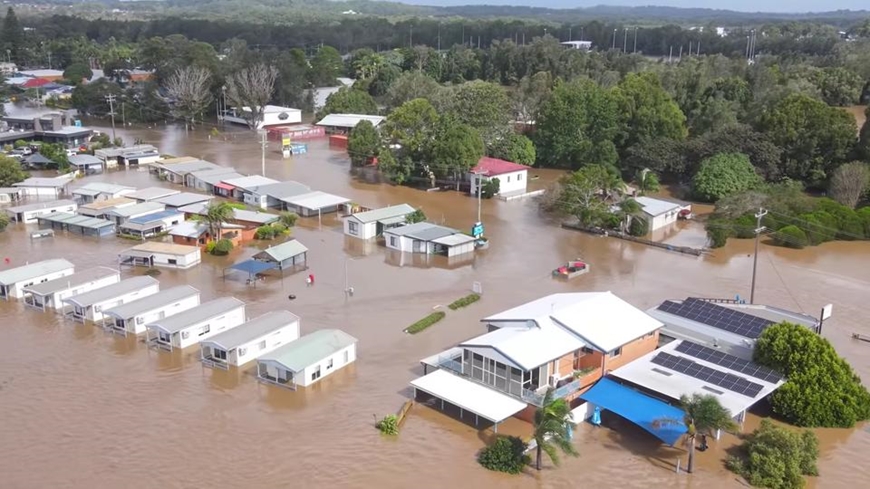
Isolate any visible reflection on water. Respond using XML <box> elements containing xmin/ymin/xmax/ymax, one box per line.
<box><xmin>0</xmin><ymin>120</ymin><xmax>868</xmax><ymax>488</ymax></box>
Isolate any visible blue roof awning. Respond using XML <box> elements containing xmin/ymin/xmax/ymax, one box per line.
<box><xmin>228</xmin><ymin>259</ymin><xmax>278</xmax><ymax>275</ymax></box>
<box><xmin>580</xmin><ymin>378</ymin><xmax>687</xmax><ymax>445</ymax></box>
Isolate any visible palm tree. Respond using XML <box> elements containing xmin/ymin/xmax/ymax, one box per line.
<box><xmin>653</xmin><ymin>394</ymin><xmax>738</xmax><ymax>474</ymax></box>
<box><xmin>636</xmin><ymin>168</ymin><xmax>660</xmax><ymax>195</ymax></box>
<box><xmin>618</xmin><ymin>198</ymin><xmax>642</xmax><ymax>233</ymax></box>
<box><xmin>532</xmin><ymin>388</ymin><xmax>578</xmax><ymax>470</ymax></box>
<box><xmin>197</xmin><ymin>202</ymin><xmax>235</xmax><ymax>241</ymax></box>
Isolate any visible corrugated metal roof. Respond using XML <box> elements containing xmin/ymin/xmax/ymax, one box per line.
<box><xmin>160</xmin><ymin>160</ymin><xmax>220</xmax><ymax>174</ymax></box>
<box><xmin>24</xmin><ymin>267</ymin><xmax>119</xmax><ymax>296</ymax></box>
<box><xmin>73</xmin><ymin>182</ymin><xmax>134</xmax><ymax>195</ymax></box>
<box><xmin>107</xmin><ymin>201</ymin><xmax>165</xmax><ymax>218</ymax></box>
<box><xmin>222</xmin><ymin>175</ymin><xmax>280</xmax><ymax>191</ymax></box>
<box><xmin>255</xmin><ymin>239</ymin><xmax>308</xmax><ymax>262</ymax></box>
<box><xmin>121</xmin><ymin>241</ymin><xmax>200</xmax><ymax>256</ymax></box>
<box><xmin>316</xmin><ymin>114</ymin><xmax>385</xmax><ymax>128</ymax></box>
<box><xmin>13</xmin><ymin>176</ymin><xmax>74</xmax><ymax>188</ymax></box>
<box><xmin>258</xmin><ymin>329</ymin><xmax>356</xmax><ymax>372</ymax></box>
<box><xmin>202</xmin><ymin>310</ymin><xmax>299</xmax><ymax>350</ymax></box>
<box><xmin>232</xmin><ymin>209</ymin><xmax>279</xmax><ymax>225</ymax></box>
<box><xmin>281</xmin><ymin>191</ymin><xmax>350</xmax><ymax>210</ymax></box>
<box><xmin>6</xmin><ymin>199</ymin><xmax>76</xmax><ymax>213</ymax></box>
<box><xmin>103</xmin><ymin>285</ymin><xmax>200</xmax><ymax>319</ymax></box>
<box><xmin>384</xmin><ymin>222</ymin><xmax>456</xmax><ymax>241</ymax></box>
<box><xmin>125</xmin><ymin>209</ymin><xmax>184</xmax><ymax>225</ymax></box>
<box><xmin>0</xmin><ymin>259</ymin><xmax>75</xmax><ymax>286</ymax></box>
<box><xmin>68</xmin><ymin>154</ymin><xmax>103</xmax><ymax>166</ymax></box>
<box><xmin>63</xmin><ymin>276</ymin><xmax>158</xmax><ymax>307</ymax></box>
<box><xmin>37</xmin><ymin>212</ymin><xmax>115</xmax><ymax>230</ymax></box>
<box><xmin>154</xmin><ymin>192</ymin><xmax>212</xmax><ymax>208</ymax></box>
<box><xmin>147</xmin><ymin>297</ymin><xmax>245</xmax><ymax>334</ymax></box>
<box><xmin>125</xmin><ymin>187</ymin><xmax>180</xmax><ymax>202</ymax></box>
<box><xmin>634</xmin><ymin>196</ymin><xmax>685</xmax><ymax>218</ymax></box>
<box><xmin>252</xmin><ymin>181</ymin><xmax>311</xmax><ymax>199</ymax></box>
<box><xmin>349</xmin><ymin>204</ymin><xmax>415</xmax><ymax>224</ymax></box>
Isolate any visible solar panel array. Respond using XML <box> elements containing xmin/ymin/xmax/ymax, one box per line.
<box><xmin>651</xmin><ymin>352</ymin><xmax>765</xmax><ymax>398</ymax></box>
<box><xmin>675</xmin><ymin>341</ymin><xmax>783</xmax><ymax>384</ymax></box>
<box><xmin>657</xmin><ymin>298</ymin><xmax>774</xmax><ymax>339</ymax></box>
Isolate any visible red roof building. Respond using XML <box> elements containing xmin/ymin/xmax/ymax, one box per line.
<box><xmin>21</xmin><ymin>78</ymin><xmax>52</xmax><ymax>89</ymax></box>
<box><xmin>471</xmin><ymin>157</ymin><xmax>529</xmax><ymax>177</ymax></box>
<box><xmin>469</xmin><ymin>157</ymin><xmax>530</xmax><ymax>197</ymax></box>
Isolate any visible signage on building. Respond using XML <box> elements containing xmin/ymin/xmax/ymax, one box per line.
<box><xmin>471</xmin><ymin>222</ymin><xmax>484</xmax><ymax>238</ymax></box>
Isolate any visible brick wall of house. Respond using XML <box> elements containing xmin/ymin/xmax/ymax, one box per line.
<box><xmin>603</xmin><ymin>330</ymin><xmax>659</xmax><ymax>373</ymax></box>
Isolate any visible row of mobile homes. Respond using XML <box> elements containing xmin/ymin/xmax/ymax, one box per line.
<box><xmin>343</xmin><ymin>204</ymin><xmax>416</xmax><ymax>240</ymax></box>
<box><xmin>0</xmin><ymin>259</ymin><xmax>75</xmax><ymax>300</ymax></box>
<box><xmin>76</xmin><ymin>197</ymin><xmax>136</xmax><ymax>219</ymax></box>
<box><xmin>71</xmin><ymin>182</ymin><xmax>136</xmax><ymax>203</ymax></box>
<box><xmin>63</xmin><ymin>276</ymin><xmax>160</xmax><ymax>323</ymax></box>
<box><xmin>94</xmin><ymin>145</ymin><xmax>160</xmax><ymax>168</ymax></box>
<box><xmin>125</xmin><ymin>187</ymin><xmax>180</xmax><ymax>203</ymax></box>
<box><xmin>201</xmin><ymin>310</ymin><xmax>300</xmax><ymax>369</ymax></box>
<box><xmin>0</xmin><ymin>187</ymin><xmax>22</xmax><ymax>204</ymax></box>
<box><xmin>35</xmin><ymin>213</ymin><xmax>116</xmax><ymax>237</ymax></box>
<box><xmin>117</xmin><ymin>209</ymin><xmax>185</xmax><ymax>239</ymax></box>
<box><xmin>186</xmin><ymin>167</ymin><xmax>243</xmax><ymax>194</ymax></box>
<box><xmin>23</xmin><ymin>267</ymin><xmax>120</xmax><ymax>311</ymax></box>
<box><xmin>68</xmin><ymin>154</ymin><xmax>105</xmax><ymax>175</ymax></box>
<box><xmin>118</xmin><ymin>242</ymin><xmax>202</xmax><ymax>269</ymax></box>
<box><xmin>106</xmin><ymin>201</ymin><xmax>165</xmax><ymax>226</ymax></box>
<box><xmin>384</xmin><ymin>222</ymin><xmax>476</xmax><ymax>257</ymax></box>
<box><xmin>145</xmin><ymin>297</ymin><xmax>247</xmax><ymax>351</ymax></box>
<box><xmin>154</xmin><ymin>159</ymin><xmax>222</xmax><ymax>185</ymax></box>
<box><xmin>256</xmin><ymin>329</ymin><xmax>357</xmax><ymax>389</ymax></box>
<box><xmin>13</xmin><ymin>176</ymin><xmax>74</xmax><ymax>198</ymax></box>
<box><xmin>253</xmin><ymin>239</ymin><xmax>309</xmax><ymax>273</ymax></box>
<box><xmin>104</xmin><ymin>285</ymin><xmax>201</xmax><ymax>335</ymax></box>
<box><xmin>5</xmin><ymin>199</ymin><xmax>77</xmax><ymax>223</ymax></box>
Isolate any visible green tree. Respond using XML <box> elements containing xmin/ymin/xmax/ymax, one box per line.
<box><xmin>377</xmin><ymin>149</ymin><xmax>412</xmax><ymax>185</ymax></box>
<box><xmin>196</xmin><ymin>202</ymin><xmax>235</xmax><ymax>242</ymax></box>
<box><xmin>1</xmin><ymin>7</ymin><xmax>23</xmax><ymax>64</ymax></box>
<box><xmin>828</xmin><ymin>161</ymin><xmax>870</xmax><ymax>208</ymax></box>
<box><xmin>532</xmin><ymin>388</ymin><xmax>577</xmax><ymax>471</ymax></box>
<box><xmin>613</xmin><ymin>72</ymin><xmax>688</xmax><ymax>156</ymax></box>
<box><xmin>512</xmin><ymin>71</ymin><xmax>553</xmax><ymax>125</ymax></box>
<box><xmin>754</xmin><ymin>322</ymin><xmax>870</xmax><ymax>427</ymax></box>
<box><xmin>635</xmin><ymin>168</ymin><xmax>660</xmax><ymax>195</ymax></box>
<box><xmin>689</xmin><ymin>125</ymin><xmax>783</xmax><ymax>180</ymax></box>
<box><xmin>489</xmin><ymin>133</ymin><xmax>535</xmax><ymax>166</ymax></box>
<box><xmin>0</xmin><ymin>212</ymin><xmax>8</xmax><ymax>232</ymax></box>
<box><xmin>308</xmin><ymin>45</ymin><xmax>343</xmax><ymax>87</ymax></box>
<box><xmin>773</xmin><ymin>225</ymin><xmax>809</xmax><ymax>248</ymax></box>
<box><xmin>0</xmin><ymin>155</ymin><xmax>27</xmax><ymax>186</ymax></box>
<box><xmin>441</xmin><ymin>81</ymin><xmax>510</xmax><ymax>146</ymax></box>
<box><xmin>692</xmin><ymin>153</ymin><xmax>763</xmax><ymax>203</ymax></box>
<box><xmin>63</xmin><ymin>63</ymin><xmax>94</xmax><ymax>85</ymax></box>
<box><xmin>39</xmin><ymin>143</ymin><xmax>70</xmax><ymax>171</ymax></box>
<box><xmin>347</xmin><ymin>120</ymin><xmax>381</xmax><ymax>167</ymax></box>
<box><xmin>811</xmin><ymin>67</ymin><xmax>863</xmax><ymax>106</ymax></box>
<box><xmin>279</xmin><ymin>212</ymin><xmax>298</xmax><ymax>228</ymax></box>
<box><xmin>212</xmin><ymin>238</ymin><xmax>234</xmax><ymax>255</ymax></box>
<box><xmin>317</xmin><ymin>87</ymin><xmax>378</xmax><ymax>120</ymax></box>
<box><xmin>478</xmin><ymin>436</ymin><xmax>529</xmax><ymax>474</ymax></box>
<box><xmin>406</xmin><ymin>209</ymin><xmax>426</xmax><ymax>223</ymax></box>
<box><xmin>382</xmin><ymin>98</ymin><xmax>439</xmax><ymax>161</ymax></box>
<box><xmin>428</xmin><ymin>118</ymin><xmax>485</xmax><ymax>180</ymax></box>
<box><xmin>726</xmin><ymin>420</ymin><xmax>819</xmax><ymax>489</ymax></box>
<box><xmin>481</xmin><ymin>178</ymin><xmax>501</xmax><ymax>198</ymax></box>
<box><xmin>534</xmin><ymin>79</ymin><xmax>620</xmax><ymax>170</ymax></box>
<box><xmin>71</xmin><ymin>79</ymin><xmax>123</xmax><ymax>116</ymax></box>
<box><xmin>758</xmin><ymin>93</ymin><xmax>857</xmax><ymax>185</ymax></box>
<box><xmin>654</xmin><ymin>394</ymin><xmax>737</xmax><ymax>474</ymax></box>
<box><xmin>548</xmin><ymin>164</ymin><xmax>618</xmax><ymax>225</ymax></box>
<box><xmin>856</xmin><ymin>107</ymin><xmax>870</xmax><ymax>161</ymax></box>
<box><xmin>385</xmin><ymin>71</ymin><xmax>441</xmax><ymax>110</ymax></box>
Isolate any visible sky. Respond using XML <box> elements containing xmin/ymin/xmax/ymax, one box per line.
<box><xmin>399</xmin><ymin>0</ymin><xmax>868</xmax><ymax>14</ymax></box>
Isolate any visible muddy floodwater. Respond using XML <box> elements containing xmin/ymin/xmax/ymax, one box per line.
<box><xmin>1</xmin><ymin>120</ymin><xmax>869</xmax><ymax>489</ymax></box>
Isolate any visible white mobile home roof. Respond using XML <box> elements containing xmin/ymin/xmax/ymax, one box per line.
<box><xmin>232</xmin><ymin>209</ymin><xmax>279</xmax><ymax>225</ymax></box>
<box><xmin>410</xmin><ymin>369</ymin><xmax>526</xmax><ymax>423</ymax></box>
<box><xmin>252</xmin><ymin>181</ymin><xmax>311</xmax><ymax>199</ymax></box>
<box><xmin>63</xmin><ymin>276</ymin><xmax>158</xmax><ymax>308</ymax></box>
<box><xmin>258</xmin><ymin>329</ymin><xmax>356</xmax><ymax>372</ymax></box>
<box><xmin>349</xmin><ymin>204</ymin><xmax>415</xmax><ymax>224</ymax></box>
<box><xmin>72</xmin><ymin>182</ymin><xmax>135</xmax><ymax>196</ymax></box>
<box><xmin>147</xmin><ymin>297</ymin><xmax>246</xmax><ymax>334</ymax></box>
<box><xmin>634</xmin><ymin>196</ymin><xmax>684</xmax><ymax>218</ymax></box>
<box><xmin>159</xmin><ymin>160</ymin><xmax>220</xmax><ymax>174</ymax></box>
<box><xmin>125</xmin><ymin>187</ymin><xmax>180</xmax><ymax>202</ymax></box>
<box><xmin>68</xmin><ymin>154</ymin><xmax>103</xmax><ymax>167</ymax></box>
<box><xmin>154</xmin><ymin>192</ymin><xmax>212</xmax><ymax>208</ymax></box>
<box><xmin>23</xmin><ymin>266</ymin><xmax>118</xmax><ymax>296</ymax></box>
<box><xmin>222</xmin><ymin>175</ymin><xmax>280</xmax><ymax>191</ymax></box>
<box><xmin>120</xmin><ymin>241</ymin><xmax>200</xmax><ymax>258</ymax></box>
<box><xmin>280</xmin><ymin>191</ymin><xmax>350</xmax><ymax>210</ymax></box>
<box><xmin>107</xmin><ymin>201</ymin><xmax>165</xmax><ymax>218</ymax></box>
<box><xmin>0</xmin><ymin>259</ymin><xmax>75</xmax><ymax>286</ymax></box>
<box><xmin>37</xmin><ymin>213</ymin><xmax>116</xmax><ymax>231</ymax></box>
<box><xmin>256</xmin><ymin>239</ymin><xmax>309</xmax><ymax>262</ymax></box>
<box><xmin>460</xmin><ymin>324</ymin><xmax>585</xmax><ymax>371</ymax></box>
<box><xmin>316</xmin><ymin>114</ymin><xmax>385</xmax><ymax>128</ymax></box>
<box><xmin>103</xmin><ymin>285</ymin><xmax>200</xmax><ymax>319</ymax></box>
<box><xmin>202</xmin><ymin>310</ymin><xmax>300</xmax><ymax>350</ymax></box>
<box><xmin>6</xmin><ymin>199</ymin><xmax>77</xmax><ymax>214</ymax></box>
<box><xmin>13</xmin><ymin>176</ymin><xmax>74</xmax><ymax>188</ymax></box>
<box><xmin>77</xmin><ymin>197</ymin><xmax>135</xmax><ymax>212</ymax></box>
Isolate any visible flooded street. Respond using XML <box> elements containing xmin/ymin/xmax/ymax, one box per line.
<box><xmin>1</xmin><ymin>121</ymin><xmax>869</xmax><ymax>488</ymax></box>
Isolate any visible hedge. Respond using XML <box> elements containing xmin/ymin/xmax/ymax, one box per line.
<box><xmin>405</xmin><ymin>311</ymin><xmax>446</xmax><ymax>334</ymax></box>
<box><xmin>478</xmin><ymin>436</ymin><xmax>530</xmax><ymax>474</ymax></box>
<box><xmin>448</xmin><ymin>293</ymin><xmax>481</xmax><ymax>310</ymax></box>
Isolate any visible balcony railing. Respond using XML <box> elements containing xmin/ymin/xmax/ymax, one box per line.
<box><xmin>522</xmin><ymin>378</ymin><xmax>585</xmax><ymax>406</ymax></box>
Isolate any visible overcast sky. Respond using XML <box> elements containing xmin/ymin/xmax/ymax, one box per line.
<box><xmin>402</xmin><ymin>0</ymin><xmax>867</xmax><ymax>13</ymax></box>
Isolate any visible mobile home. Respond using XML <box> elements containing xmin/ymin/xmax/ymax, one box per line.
<box><xmin>13</xmin><ymin>176</ymin><xmax>74</xmax><ymax>197</ymax></box>
<box><xmin>118</xmin><ymin>242</ymin><xmax>202</xmax><ymax>269</ymax></box>
<box><xmin>23</xmin><ymin>266</ymin><xmax>120</xmax><ymax>311</ymax></box>
<box><xmin>71</xmin><ymin>182</ymin><xmax>136</xmax><ymax>203</ymax></box>
<box><xmin>200</xmin><ymin>310</ymin><xmax>300</xmax><ymax>369</ymax></box>
<box><xmin>343</xmin><ymin>204</ymin><xmax>416</xmax><ymax>240</ymax></box>
<box><xmin>0</xmin><ymin>259</ymin><xmax>75</xmax><ymax>300</ymax></box>
<box><xmin>145</xmin><ymin>297</ymin><xmax>247</xmax><ymax>351</ymax></box>
<box><xmin>256</xmin><ymin>329</ymin><xmax>357</xmax><ymax>389</ymax></box>
<box><xmin>63</xmin><ymin>276</ymin><xmax>160</xmax><ymax>323</ymax></box>
<box><xmin>5</xmin><ymin>199</ymin><xmax>77</xmax><ymax>223</ymax></box>
<box><xmin>103</xmin><ymin>285</ymin><xmax>201</xmax><ymax>335</ymax></box>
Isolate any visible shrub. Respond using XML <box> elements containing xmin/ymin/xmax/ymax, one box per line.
<box><xmin>279</xmin><ymin>212</ymin><xmax>298</xmax><ymax>228</ymax></box>
<box><xmin>773</xmin><ymin>225</ymin><xmax>808</xmax><ymax>249</ymax></box>
<box><xmin>0</xmin><ymin>213</ymin><xmax>8</xmax><ymax>231</ymax></box>
<box><xmin>481</xmin><ymin>177</ymin><xmax>501</xmax><ymax>198</ymax></box>
<box><xmin>692</xmin><ymin>152</ymin><xmax>762</xmax><ymax>202</ymax></box>
<box><xmin>477</xmin><ymin>436</ymin><xmax>530</xmax><ymax>474</ymax></box>
<box><xmin>226</xmin><ymin>202</ymin><xmax>247</xmax><ymax>210</ymax></box>
<box><xmin>858</xmin><ymin>207</ymin><xmax>870</xmax><ymax>236</ymax></box>
<box><xmin>13</xmin><ymin>140</ymin><xmax>27</xmax><ymax>148</ymax></box>
<box><xmin>205</xmin><ymin>241</ymin><xmax>216</xmax><ymax>254</ymax></box>
<box><xmin>406</xmin><ymin>209</ymin><xmax>426</xmax><ymax>224</ymax></box>
<box><xmin>733</xmin><ymin>214</ymin><xmax>758</xmax><ymax>239</ymax></box>
<box><xmin>754</xmin><ymin>322</ymin><xmax>870</xmax><ymax>427</ymax></box>
<box><xmin>448</xmin><ymin>293</ymin><xmax>481</xmax><ymax>310</ymax></box>
<box><xmin>375</xmin><ymin>414</ymin><xmax>399</xmax><ymax>435</ymax></box>
<box><xmin>705</xmin><ymin>219</ymin><xmax>730</xmax><ymax>248</ymax></box>
<box><xmin>255</xmin><ymin>225</ymin><xmax>277</xmax><ymax>240</ymax></box>
<box><xmin>405</xmin><ymin>311</ymin><xmax>446</xmax><ymax>334</ymax></box>
<box><xmin>726</xmin><ymin>420</ymin><xmax>819</xmax><ymax>489</ymax></box>
<box><xmin>628</xmin><ymin>216</ymin><xmax>649</xmax><ymax>236</ymax></box>
<box><xmin>212</xmin><ymin>239</ymin><xmax>234</xmax><ymax>255</ymax></box>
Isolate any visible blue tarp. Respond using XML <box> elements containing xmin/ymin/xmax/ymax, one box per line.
<box><xmin>228</xmin><ymin>259</ymin><xmax>278</xmax><ymax>275</ymax></box>
<box><xmin>580</xmin><ymin>378</ymin><xmax>687</xmax><ymax>445</ymax></box>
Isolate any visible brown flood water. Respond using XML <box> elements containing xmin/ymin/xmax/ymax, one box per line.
<box><xmin>1</xmin><ymin>121</ymin><xmax>869</xmax><ymax>489</ymax></box>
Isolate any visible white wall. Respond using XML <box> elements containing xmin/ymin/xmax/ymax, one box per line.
<box><xmin>471</xmin><ymin>170</ymin><xmax>528</xmax><ymax>196</ymax></box>
<box><xmin>646</xmin><ymin>210</ymin><xmax>681</xmax><ymax>232</ymax></box>
<box><xmin>121</xmin><ymin>294</ymin><xmax>201</xmax><ymax>334</ymax></box>
<box><xmin>446</xmin><ymin>241</ymin><xmax>475</xmax><ymax>257</ymax></box>
<box><xmin>12</xmin><ymin>203</ymin><xmax>77</xmax><ymax>223</ymax></box>
<box><xmin>296</xmin><ymin>343</ymin><xmax>357</xmax><ymax>387</ymax></box>
<box><xmin>174</xmin><ymin>306</ymin><xmax>246</xmax><ymax>349</ymax></box>
<box><xmin>79</xmin><ymin>284</ymin><xmax>161</xmax><ymax>323</ymax></box>
<box><xmin>343</xmin><ymin>217</ymin><xmax>376</xmax><ymax>240</ymax></box>
<box><xmin>17</xmin><ymin>187</ymin><xmax>62</xmax><ymax>197</ymax></box>
<box><xmin>7</xmin><ymin>268</ymin><xmax>75</xmax><ymax>299</ymax></box>
<box><xmin>385</xmin><ymin>234</ymin><xmax>433</xmax><ymax>254</ymax></box>
<box><xmin>151</xmin><ymin>250</ymin><xmax>201</xmax><ymax>269</ymax></box>
<box><xmin>35</xmin><ymin>273</ymin><xmax>120</xmax><ymax>310</ymax></box>
<box><xmin>230</xmin><ymin>322</ymin><xmax>301</xmax><ymax>367</ymax></box>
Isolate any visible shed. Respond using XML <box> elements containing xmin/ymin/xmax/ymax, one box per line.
<box><xmin>280</xmin><ymin>191</ymin><xmax>350</xmax><ymax>218</ymax></box>
<box><xmin>5</xmin><ymin>199</ymin><xmax>77</xmax><ymax>223</ymax></box>
<box><xmin>63</xmin><ymin>276</ymin><xmax>160</xmax><ymax>323</ymax></box>
<box><xmin>633</xmin><ymin>196</ymin><xmax>691</xmax><ymax>232</ymax></box>
<box><xmin>117</xmin><ymin>209</ymin><xmax>185</xmax><ymax>238</ymax></box>
<box><xmin>0</xmin><ymin>258</ymin><xmax>75</xmax><ymax>300</ymax></box>
<box><xmin>256</xmin><ymin>329</ymin><xmax>357</xmax><ymax>389</ymax></box>
<box><xmin>118</xmin><ymin>242</ymin><xmax>202</xmax><ymax>269</ymax></box>
<box><xmin>316</xmin><ymin>113</ymin><xmax>385</xmax><ymax>134</ymax></box>
<box><xmin>145</xmin><ymin>297</ymin><xmax>247</xmax><ymax>351</ymax></box>
<box><xmin>125</xmin><ymin>187</ymin><xmax>181</xmax><ymax>203</ymax></box>
<box><xmin>253</xmin><ymin>239</ymin><xmax>308</xmax><ymax>272</ymax></box>
<box><xmin>103</xmin><ymin>285</ymin><xmax>202</xmax><ymax>335</ymax></box>
<box><xmin>343</xmin><ymin>203</ymin><xmax>415</xmax><ymax>240</ymax></box>
<box><xmin>13</xmin><ymin>176</ymin><xmax>74</xmax><ymax>197</ymax></box>
<box><xmin>23</xmin><ymin>153</ymin><xmax>56</xmax><ymax>169</ymax></box>
<box><xmin>68</xmin><ymin>154</ymin><xmax>104</xmax><ymax>174</ymax></box>
<box><xmin>153</xmin><ymin>192</ymin><xmax>213</xmax><ymax>210</ymax></box>
<box><xmin>201</xmin><ymin>310</ymin><xmax>301</xmax><ymax>369</ymax></box>
<box><xmin>35</xmin><ymin>212</ymin><xmax>116</xmax><ymax>237</ymax></box>
<box><xmin>23</xmin><ymin>266</ymin><xmax>120</xmax><ymax>311</ymax></box>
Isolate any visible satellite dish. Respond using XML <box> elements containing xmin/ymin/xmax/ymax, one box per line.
<box><xmin>278</xmin><ymin>112</ymin><xmax>289</xmax><ymax>120</ymax></box>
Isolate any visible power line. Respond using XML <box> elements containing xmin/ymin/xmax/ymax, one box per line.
<box><xmin>105</xmin><ymin>94</ymin><xmax>118</xmax><ymax>142</ymax></box>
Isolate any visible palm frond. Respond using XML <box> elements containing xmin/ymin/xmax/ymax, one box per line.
<box><xmin>541</xmin><ymin>441</ymin><xmax>561</xmax><ymax>467</ymax></box>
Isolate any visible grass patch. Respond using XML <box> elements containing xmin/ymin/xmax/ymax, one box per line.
<box><xmin>405</xmin><ymin>311</ymin><xmax>446</xmax><ymax>334</ymax></box>
<box><xmin>448</xmin><ymin>293</ymin><xmax>481</xmax><ymax>310</ymax></box>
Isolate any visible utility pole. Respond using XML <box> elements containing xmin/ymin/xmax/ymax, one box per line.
<box><xmin>260</xmin><ymin>130</ymin><xmax>267</xmax><ymax>177</ymax></box>
<box><xmin>623</xmin><ymin>28</ymin><xmax>628</xmax><ymax>53</ymax></box>
<box><xmin>105</xmin><ymin>95</ymin><xmax>117</xmax><ymax>143</ymax></box>
<box><xmin>633</xmin><ymin>27</ymin><xmax>638</xmax><ymax>53</ymax></box>
<box><xmin>121</xmin><ymin>101</ymin><xmax>126</xmax><ymax>127</ymax></box>
<box><xmin>612</xmin><ymin>28</ymin><xmax>617</xmax><ymax>49</ymax></box>
<box><xmin>750</xmin><ymin>207</ymin><xmax>768</xmax><ymax>304</ymax></box>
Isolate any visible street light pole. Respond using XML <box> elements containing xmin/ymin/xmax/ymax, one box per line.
<box><xmin>750</xmin><ymin>207</ymin><xmax>768</xmax><ymax>304</ymax></box>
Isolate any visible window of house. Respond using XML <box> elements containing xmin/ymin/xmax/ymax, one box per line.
<box><xmin>239</xmin><ymin>347</ymin><xmax>247</xmax><ymax>356</ymax></box>
<box><xmin>258</xmin><ymin>340</ymin><xmax>266</xmax><ymax>350</ymax></box>
<box><xmin>199</xmin><ymin>324</ymin><xmax>210</xmax><ymax>336</ymax></box>
<box><xmin>506</xmin><ymin>176</ymin><xmax>511</xmax><ymax>183</ymax></box>
<box><xmin>327</xmin><ymin>358</ymin><xmax>334</xmax><ymax>370</ymax></box>
<box><xmin>610</xmin><ymin>346</ymin><xmax>622</xmax><ymax>357</ymax></box>
<box><xmin>214</xmin><ymin>349</ymin><xmax>227</xmax><ymax>360</ymax></box>
<box><xmin>136</xmin><ymin>317</ymin><xmax>144</xmax><ymax>325</ymax></box>
<box><xmin>348</xmin><ymin>221</ymin><xmax>359</xmax><ymax>235</ymax></box>
<box><xmin>311</xmin><ymin>366</ymin><xmax>322</xmax><ymax>381</ymax></box>
<box><xmin>344</xmin><ymin>350</ymin><xmax>349</xmax><ymax>363</ymax></box>
<box><xmin>389</xmin><ymin>236</ymin><xmax>397</xmax><ymax>247</ymax></box>
<box><xmin>168</xmin><ymin>259</ymin><xmax>177</xmax><ymax>265</ymax></box>
<box><xmin>159</xmin><ymin>332</ymin><xmax>172</xmax><ymax>343</ymax></box>
<box><xmin>518</xmin><ymin>173</ymin><xmax>523</xmax><ymax>181</ymax></box>
<box><xmin>181</xmin><ymin>331</ymin><xmax>189</xmax><ymax>340</ymax></box>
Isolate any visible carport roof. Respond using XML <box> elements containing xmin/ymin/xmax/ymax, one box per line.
<box><xmin>410</xmin><ymin>369</ymin><xmax>527</xmax><ymax>424</ymax></box>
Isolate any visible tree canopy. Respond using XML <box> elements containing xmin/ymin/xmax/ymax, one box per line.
<box><xmin>0</xmin><ymin>155</ymin><xmax>27</xmax><ymax>187</ymax></box>
<box><xmin>346</xmin><ymin>120</ymin><xmax>380</xmax><ymax>167</ymax></box>
<box><xmin>727</xmin><ymin>420</ymin><xmax>819</xmax><ymax>489</ymax></box>
<box><xmin>692</xmin><ymin>152</ymin><xmax>763</xmax><ymax>202</ymax></box>
<box><xmin>613</xmin><ymin>72</ymin><xmax>688</xmax><ymax>156</ymax></box>
<box><xmin>317</xmin><ymin>87</ymin><xmax>378</xmax><ymax>120</ymax></box>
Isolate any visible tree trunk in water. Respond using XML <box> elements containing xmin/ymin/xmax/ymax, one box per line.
<box><xmin>536</xmin><ymin>445</ymin><xmax>542</xmax><ymax>470</ymax></box>
<box><xmin>687</xmin><ymin>436</ymin><xmax>696</xmax><ymax>474</ymax></box>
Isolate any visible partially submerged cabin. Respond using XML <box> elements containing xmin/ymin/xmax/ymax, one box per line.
<box><xmin>63</xmin><ymin>276</ymin><xmax>160</xmax><ymax>323</ymax></box>
<box><xmin>35</xmin><ymin>213</ymin><xmax>116</xmax><ymax>237</ymax></box>
<box><xmin>145</xmin><ymin>297</ymin><xmax>247</xmax><ymax>351</ymax></box>
<box><xmin>256</xmin><ymin>329</ymin><xmax>357</xmax><ymax>389</ymax></box>
<box><xmin>0</xmin><ymin>258</ymin><xmax>75</xmax><ymax>300</ymax></box>
<box><xmin>103</xmin><ymin>285</ymin><xmax>202</xmax><ymax>335</ymax></box>
<box><xmin>23</xmin><ymin>266</ymin><xmax>120</xmax><ymax>311</ymax></box>
<box><xmin>5</xmin><ymin>199</ymin><xmax>77</xmax><ymax>224</ymax></box>
<box><xmin>118</xmin><ymin>242</ymin><xmax>202</xmax><ymax>269</ymax></box>
<box><xmin>343</xmin><ymin>204</ymin><xmax>416</xmax><ymax>240</ymax></box>
<box><xmin>200</xmin><ymin>310</ymin><xmax>300</xmax><ymax>370</ymax></box>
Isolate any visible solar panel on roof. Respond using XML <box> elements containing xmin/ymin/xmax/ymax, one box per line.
<box><xmin>656</xmin><ymin>298</ymin><xmax>774</xmax><ymax>339</ymax></box>
<box><xmin>651</xmin><ymin>352</ymin><xmax>765</xmax><ymax>398</ymax></box>
<box><xmin>674</xmin><ymin>340</ymin><xmax>784</xmax><ymax>383</ymax></box>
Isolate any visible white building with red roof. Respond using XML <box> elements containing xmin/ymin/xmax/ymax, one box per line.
<box><xmin>469</xmin><ymin>157</ymin><xmax>529</xmax><ymax>197</ymax></box>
